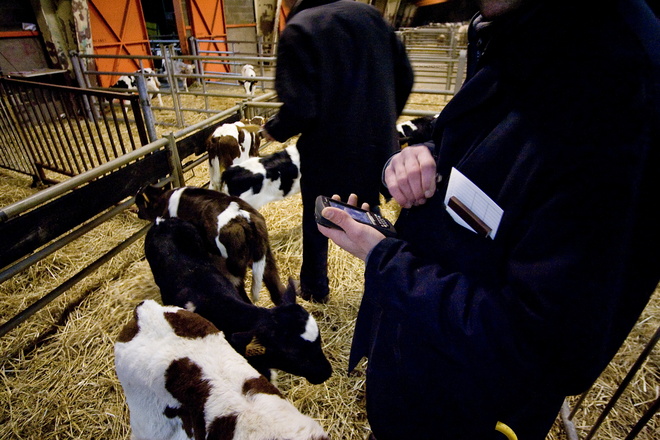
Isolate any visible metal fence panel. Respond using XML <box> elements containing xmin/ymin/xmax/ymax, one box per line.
<box><xmin>0</xmin><ymin>78</ymin><xmax>150</xmax><ymax>182</ymax></box>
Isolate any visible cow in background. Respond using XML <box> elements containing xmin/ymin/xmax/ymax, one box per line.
<box><xmin>240</xmin><ymin>64</ymin><xmax>258</xmax><ymax>97</ymax></box>
<box><xmin>164</xmin><ymin>59</ymin><xmax>196</xmax><ymax>91</ymax></box>
<box><xmin>221</xmin><ymin>144</ymin><xmax>301</xmax><ymax>210</ymax></box>
<box><xmin>111</xmin><ymin>68</ymin><xmax>163</xmax><ymax>106</ymax></box>
<box><xmin>206</xmin><ymin>119</ymin><xmax>263</xmax><ymax>190</ymax></box>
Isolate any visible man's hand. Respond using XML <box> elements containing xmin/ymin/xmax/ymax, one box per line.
<box><xmin>384</xmin><ymin>146</ymin><xmax>437</xmax><ymax>208</ymax></box>
<box><xmin>317</xmin><ymin>194</ymin><xmax>386</xmax><ymax>262</ymax></box>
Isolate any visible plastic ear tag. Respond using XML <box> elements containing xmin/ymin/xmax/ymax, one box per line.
<box><xmin>245</xmin><ymin>336</ymin><xmax>266</xmax><ymax>357</ymax></box>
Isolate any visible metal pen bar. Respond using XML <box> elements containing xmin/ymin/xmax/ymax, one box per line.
<box><xmin>0</xmin><ymin>223</ymin><xmax>150</xmax><ymax>338</ymax></box>
<box><xmin>0</xmin><ymin>138</ymin><xmax>168</xmax><ymax>222</ymax></box>
<box><xmin>584</xmin><ymin>325</ymin><xmax>660</xmax><ymax>440</ymax></box>
<box><xmin>0</xmin><ymin>199</ymin><xmax>137</xmax><ymax>284</ymax></box>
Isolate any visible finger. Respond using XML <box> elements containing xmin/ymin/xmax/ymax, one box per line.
<box><xmin>347</xmin><ymin>193</ymin><xmax>358</xmax><ymax>206</ymax></box>
<box><xmin>390</xmin><ymin>162</ymin><xmax>415</xmax><ymax>207</ymax></box>
<box><xmin>418</xmin><ymin>153</ymin><xmax>438</xmax><ymax>199</ymax></box>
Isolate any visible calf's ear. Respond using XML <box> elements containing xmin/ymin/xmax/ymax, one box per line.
<box><xmin>245</xmin><ymin>336</ymin><xmax>267</xmax><ymax>357</ymax></box>
<box><xmin>134</xmin><ymin>184</ymin><xmax>160</xmax><ymax>219</ymax></box>
<box><xmin>230</xmin><ymin>331</ymin><xmax>266</xmax><ymax>357</ymax></box>
<box><xmin>281</xmin><ymin>278</ymin><xmax>299</xmax><ymax>305</ymax></box>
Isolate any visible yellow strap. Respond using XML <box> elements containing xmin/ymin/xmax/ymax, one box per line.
<box><xmin>414</xmin><ymin>0</ymin><xmax>451</xmax><ymax>6</ymax></box>
<box><xmin>495</xmin><ymin>421</ymin><xmax>518</xmax><ymax>440</ymax></box>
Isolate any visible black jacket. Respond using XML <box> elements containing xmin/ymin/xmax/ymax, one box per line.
<box><xmin>352</xmin><ymin>0</ymin><xmax>660</xmax><ymax>438</ymax></box>
<box><xmin>264</xmin><ymin>0</ymin><xmax>414</xmax><ymax>205</ymax></box>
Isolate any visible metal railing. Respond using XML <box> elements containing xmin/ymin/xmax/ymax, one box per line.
<box><xmin>398</xmin><ymin>25</ymin><xmax>469</xmax><ymax>95</ymax></box>
<box><xmin>561</xmin><ymin>324</ymin><xmax>660</xmax><ymax>440</ymax></box>
<box><xmin>0</xmin><ymin>77</ymin><xmax>154</xmax><ymax>182</ymax></box>
<box><xmin>0</xmin><ymin>106</ymin><xmax>242</xmax><ymax>338</ymax></box>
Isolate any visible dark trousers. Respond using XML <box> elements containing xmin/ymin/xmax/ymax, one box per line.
<box><xmin>300</xmin><ymin>190</ymin><xmax>330</xmax><ymax>300</ymax></box>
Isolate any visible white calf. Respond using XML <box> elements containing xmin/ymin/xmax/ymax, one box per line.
<box><xmin>165</xmin><ymin>60</ymin><xmax>196</xmax><ymax>91</ymax></box>
<box><xmin>115</xmin><ymin>300</ymin><xmax>330</xmax><ymax>440</ymax></box>
<box><xmin>240</xmin><ymin>64</ymin><xmax>257</xmax><ymax>97</ymax></box>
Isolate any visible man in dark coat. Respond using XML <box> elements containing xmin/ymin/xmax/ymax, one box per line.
<box><xmin>263</xmin><ymin>0</ymin><xmax>414</xmax><ymax>303</ymax></box>
<box><xmin>319</xmin><ymin>0</ymin><xmax>660</xmax><ymax>438</ymax></box>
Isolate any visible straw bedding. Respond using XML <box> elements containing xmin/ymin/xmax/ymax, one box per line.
<box><xmin>0</xmin><ymin>103</ymin><xmax>657</xmax><ymax>439</ymax></box>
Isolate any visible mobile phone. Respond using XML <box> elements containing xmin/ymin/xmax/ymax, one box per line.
<box><xmin>314</xmin><ymin>195</ymin><xmax>397</xmax><ymax>237</ymax></box>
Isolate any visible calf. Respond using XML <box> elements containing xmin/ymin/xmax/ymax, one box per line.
<box><xmin>111</xmin><ymin>67</ymin><xmax>163</xmax><ymax>106</ymax></box>
<box><xmin>165</xmin><ymin>59</ymin><xmax>196</xmax><ymax>91</ymax></box>
<box><xmin>135</xmin><ymin>185</ymin><xmax>286</xmax><ymax>305</ymax></box>
<box><xmin>144</xmin><ymin>217</ymin><xmax>332</xmax><ymax>384</ymax></box>
<box><xmin>115</xmin><ymin>299</ymin><xmax>330</xmax><ymax>440</ymax></box>
<box><xmin>396</xmin><ymin>114</ymin><xmax>438</xmax><ymax>147</ymax></box>
<box><xmin>221</xmin><ymin>144</ymin><xmax>301</xmax><ymax>210</ymax></box>
<box><xmin>239</xmin><ymin>64</ymin><xmax>257</xmax><ymax>96</ymax></box>
<box><xmin>206</xmin><ymin>120</ymin><xmax>262</xmax><ymax>190</ymax></box>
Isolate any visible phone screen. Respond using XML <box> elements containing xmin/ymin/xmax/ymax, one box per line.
<box><xmin>328</xmin><ymin>199</ymin><xmax>371</xmax><ymax>223</ymax></box>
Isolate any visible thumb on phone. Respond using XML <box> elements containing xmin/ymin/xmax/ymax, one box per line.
<box><xmin>318</xmin><ymin>206</ymin><xmax>386</xmax><ymax>262</ymax></box>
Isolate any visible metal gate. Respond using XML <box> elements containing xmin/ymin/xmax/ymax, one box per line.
<box><xmin>0</xmin><ymin>77</ymin><xmax>151</xmax><ymax>182</ymax></box>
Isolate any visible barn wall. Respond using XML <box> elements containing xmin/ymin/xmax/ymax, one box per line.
<box><xmin>0</xmin><ymin>38</ymin><xmax>49</xmax><ymax>74</ymax></box>
<box><xmin>0</xmin><ymin>0</ymin><xmax>49</xmax><ymax>74</ymax></box>
<box><xmin>224</xmin><ymin>0</ymin><xmax>257</xmax><ymax>55</ymax></box>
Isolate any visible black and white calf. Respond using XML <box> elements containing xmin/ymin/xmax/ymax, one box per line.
<box><xmin>143</xmin><ymin>217</ymin><xmax>332</xmax><ymax>384</ymax></box>
<box><xmin>239</xmin><ymin>64</ymin><xmax>257</xmax><ymax>97</ymax></box>
<box><xmin>206</xmin><ymin>121</ymin><xmax>262</xmax><ymax>191</ymax></box>
<box><xmin>111</xmin><ymin>67</ymin><xmax>163</xmax><ymax>106</ymax></box>
<box><xmin>396</xmin><ymin>114</ymin><xmax>438</xmax><ymax>147</ymax></box>
<box><xmin>136</xmin><ymin>185</ymin><xmax>287</xmax><ymax>305</ymax></box>
<box><xmin>221</xmin><ymin>144</ymin><xmax>301</xmax><ymax>210</ymax></box>
<box><xmin>115</xmin><ymin>300</ymin><xmax>330</xmax><ymax>440</ymax></box>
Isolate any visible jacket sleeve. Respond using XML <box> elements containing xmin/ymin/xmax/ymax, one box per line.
<box><xmin>355</xmin><ymin>138</ymin><xmax>658</xmax><ymax>397</ymax></box>
<box><xmin>263</xmin><ymin>25</ymin><xmax>318</xmax><ymax>142</ymax></box>
<box><xmin>391</xmin><ymin>31</ymin><xmax>414</xmax><ymax>116</ymax></box>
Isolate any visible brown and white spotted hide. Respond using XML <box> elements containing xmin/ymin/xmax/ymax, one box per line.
<box><xmin>135</xmin><ymin>185</ymin><xmax>286</xmax><ymax>304</ymax></box>
<box><xmin>114</xmin><ymin>300</ymin><xmax>329</xmax><ymax>440</ymax></box>
<box><xmin>206</xmin><ymin>121</ymin><xmax>262</xmax><ymax>191</ymax></box>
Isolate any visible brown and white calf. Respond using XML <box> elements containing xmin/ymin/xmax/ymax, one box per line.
<box><xmin>221</xmin><ymin>144</ymin><xmax>301</xmax><ymax>210</ymax></box>
<box><xmin>115</xmin><ymin>300</ymin><xmax>330</xmax><ymax>440</ymax></box>
<box><xmin>144</xmin><ymin>217</ymin><xmax>332</xmax><ymax>384</ymax></box>
<box><xmin>206</xmin><ymin>121</ymin><xmax>262</xmax><ymax>191</ymax></box>
<box><xmin>136</xmin><ymin>185</ymin><xmax>286</xmax><ymax>304</ymax></box>
<box><xmin>111</xmin><ymin>68</ymin><xmax>163</xmax><ymax>106</ymax></box>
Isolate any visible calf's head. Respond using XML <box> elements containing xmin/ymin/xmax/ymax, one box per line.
<box><xmin>230</xmin><ymin>281</ymin><xmax>332</xmax><ymax>385</ymax></box>
<box><xmin>135</xmin><ymin>184</ymin><xmax>168</xmax><ymax>220</ymax></box>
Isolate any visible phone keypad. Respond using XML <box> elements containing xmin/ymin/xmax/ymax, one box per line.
<box><xmin>367</xmin><ymin>212</ymin><xmax>391</xmax><ymax>228</ymax></box>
